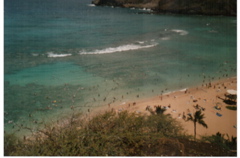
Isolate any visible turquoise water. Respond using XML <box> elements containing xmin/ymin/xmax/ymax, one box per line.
<box><xmin>4</xmin><ymin>62</ymin><xmax>105</xmax><ymax>86</ymax></box>
<box><xmin>4</xmin><ymin>0</ymin><xmax>236</xmax><ymax>136</ymax></box>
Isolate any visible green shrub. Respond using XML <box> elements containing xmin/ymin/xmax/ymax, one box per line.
<box><xmin>226</xmin><ymin>106</ymin><xmax>237</xmax><ymax>110</ymax></box>
<box><xmin>6</xmin><ymin>110</ymin><xmax>186</xmax><ymax>156</ymax></box>
<box><xmin>201</xmin><ymin>132</ymin><xmax>237</xmax><ymax>150</ymax></box>
<box><xmin>4</xmin><ymin>133</ymin><xmax>19</xmax><ymax>156</ymax></box>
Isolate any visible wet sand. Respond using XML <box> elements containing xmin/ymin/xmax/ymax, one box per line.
<box><xmin>90</xmin><ymin>77</ymin><xmax>237</xmax><ymax>138</ymax></box>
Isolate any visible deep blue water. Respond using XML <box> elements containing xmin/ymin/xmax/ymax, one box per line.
<box><xmin>4</xmin><ymin>0</ymin><xmax>236</xmax><ymax>136</ymax></box>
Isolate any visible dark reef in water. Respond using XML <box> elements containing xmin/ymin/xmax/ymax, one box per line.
<box><xmin>92</xmin><ymin>0</ymin><xmax>236</xmax><ymax>16</ymax></box>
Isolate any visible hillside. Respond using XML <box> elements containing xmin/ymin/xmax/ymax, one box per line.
<box><xmin>92</xmin><ymin>0</ymin><xmax>236</xmax><ymax>16</ymax></box>
<box><xmin>4</xmin><ymin>111</ymin><xmax>236</xmax><ymax>156</ymax></box>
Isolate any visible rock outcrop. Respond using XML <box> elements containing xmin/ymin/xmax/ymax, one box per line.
<box><xmin>92</xmin><ymin>0</ymin><xmax>236</xmax><ymax>16</ymax></box>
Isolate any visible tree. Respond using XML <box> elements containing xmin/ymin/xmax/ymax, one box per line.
<box><xmin>146</xmin><ymin>105</ymin><xmax>166</xmax><ymax>115</ymax></box>
<box><xmin>187</xmin><ymin>110</ymin><xmax>208</xmax><ymax>140</ymax></box>
<box><xmin>155</xmin><ymin>105</ymin><xmax>167</xmax><ymax>115</ymax></box>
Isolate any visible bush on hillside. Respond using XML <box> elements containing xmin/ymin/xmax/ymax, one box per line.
<box><xmin>5</xmin><ymin>110</ymin><xmax>185</xmax><ymax>156</ymax></box>
<box><xmin>201</xmin><ymin>132</ymin><xmax>237</xmax><ymax>151</ymax></box>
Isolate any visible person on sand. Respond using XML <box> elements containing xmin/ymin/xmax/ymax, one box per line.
<box><xmin>187</xmin><ymin>109</ymin><xmax>192</xmax><ymax>116</ymax></box>
<box><xmin>178</xmin><ymin>113</ymin><xmax>181</xmax><ymax>118</ymax></box>
<box><xmin>160</xmin><ymin>96</ymin><xmax>163</xmax><ymax>100</ymax></box>
<box><xmin>182</xmin><ymin>112</ymin><xmax>186</xmax><ymax>120</ymax></box>
<box><xmin>172</xmin><ymin>109</ymin><xmax>177</xmax><ymax>113</ymax></box>
<box><xmin>201</xmin><ymin>107</ymin><xmax>205</xmax><ymax>111</ymax></box>
<box><xmin>195</xmin><ymin>104</ymin><xmax>199</xmax><ymax>109</ymax></box>
<box><xmin>146</xmin><ymin>105</ymin><xmax>150</xmax><ymax>111</ymax></box>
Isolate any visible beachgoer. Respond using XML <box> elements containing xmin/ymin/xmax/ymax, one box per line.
<box><xmin>182</xmin><ymin>112</ymin><xmax>186</xmax><ymax>120</ymax></box>
<box><xmin>146</xmin><ymin>105</ymin><xmax>150</xmax><ymax>111</ymax></box>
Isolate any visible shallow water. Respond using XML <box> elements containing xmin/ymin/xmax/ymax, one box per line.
<box><xmin>4</xmin><ymin>0</ymin><xmax>236</xmax><ymax>136</ymax></box>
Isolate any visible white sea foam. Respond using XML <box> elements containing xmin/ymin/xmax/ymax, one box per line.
<box><xmin>139</xmin><ymin>8</ymin><xmax>152</xmax><ymax>12</ymax></box>
<box><xmin>79</xmin><ymin>43</ymin><xmax>157</xmax><ymax>55</ymax></box>
<box><xmin>31</xmin><ymin>53</ymin><xmax>39</xmax><ymax>57</ymax></box>
<box><xmin>137</xmin><ymin>41</ymin><xmax>145</xmax><ymax>44</ymax></box>
<box><xmin>163</xmin><ymin>88</ymin><xmax>188</xmax><ymax>95</ymax></box>
<box><xmin>179</xmin><ymin>88</ymin><xmax>188</xmax><ymax>92</ymax></box>
<box><xmin>163</xmin><ymin>91</ymin><xmax>173</xmax><ymax>95</ymax></box>
<box><xmin>47</xmin><ymin>52</ymin><xmax>72</xmax><ymax>58</ymax></box>
<box><xmin>87</xmin><ymin>4</ymin><xmax>96</xmax><ymax>7</ymax></box>
<box><xmin>208</xmin><ymin>30</ymin><xmax>218</xmax><ymax>33</ymax></box>
<box><xmin>161</xmin><ymin>37</ymin><xmax>170</xmax><ymax>40</ymax></box>
<box><xmin>171</xmin><ymin>29</ymin><xmax>189</xmax><ymax>35</ymax></box>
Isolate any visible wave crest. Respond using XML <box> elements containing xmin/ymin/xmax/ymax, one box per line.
<box><xmin>171</xmin><ymin>29</ymin><xmax>189</xmax><ymax>35</ymax></box>
<box><xmin>87</xmin><ymin>4</ymin><xmax>96</xmax><ymax>7</ymax></box>
<box><xmin>47</xmin><ymin>52</ymin><xmax>72</xmax><ymax>58</ymax></box>
<box><xmin>79</xmin><ymin>43</ymin><xmax>157</xmax><ymax>55</ymax></box>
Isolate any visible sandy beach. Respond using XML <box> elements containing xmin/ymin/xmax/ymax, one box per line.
<box><xmin>90</xmin><ymin>77</ymin><xmax>237</xmax><ymax>139</ymax></box>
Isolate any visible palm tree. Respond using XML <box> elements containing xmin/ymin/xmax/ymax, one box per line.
<box><xmin>187</xmin><ymin>110</ymin><xmax>208</xmax><ymax>140</ymax></box>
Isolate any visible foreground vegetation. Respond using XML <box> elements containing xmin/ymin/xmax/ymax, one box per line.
<box><xmin>4</xmin><ymin>109</ymin><xmax>236</xmax><ymax>156</ymax></box>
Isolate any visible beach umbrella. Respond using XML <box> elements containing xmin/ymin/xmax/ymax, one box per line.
<box><xmin>227</xmin><ymin>89</ymin><xmax>237</xmax><ymax>95</ymax></box>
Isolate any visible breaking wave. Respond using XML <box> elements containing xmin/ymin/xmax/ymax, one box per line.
<box><xmin>171</xmin><ymin>29</ymin><xmax>189</xmax><ymax>35</ymax></box>
<box><xmin>87</xmin><ymin>4</ymin><xmax>96</xmax><ymax>7</ymax></box>
<box><xmin>47</xmin><ymin>52</ymin><xmax>72</xmax><ymax>58</ymax></box>
<box><xmin>79</xmin><ymin>42</ymin><xmax>158</xmax><ymax>55</ymax></box>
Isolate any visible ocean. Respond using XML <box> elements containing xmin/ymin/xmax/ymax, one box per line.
<box><xmin>4</xmin><ymin>0</ymin><xmax>236</xmax><ymax>136</ymax></box>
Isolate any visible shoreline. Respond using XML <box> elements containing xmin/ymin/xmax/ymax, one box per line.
<box><xmin>92</xmin><ymin>0</ymin><xmax>236</xmax><ymax>17</ymax></box>
<box><xmin>13</xmin><ymin>77</ymin><xmax>237</xmax><ymax>141</ymax></box>
<box><xmin>90</xmin><ymin>77</ymin><xmax>237</xmax><ymax>138</ymax></box>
